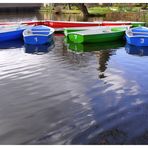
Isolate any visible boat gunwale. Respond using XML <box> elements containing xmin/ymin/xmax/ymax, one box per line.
<box><xmin>23</xmin><ymin>27</ymin><xmax>55</xmax><ymax>37</ymax></box>
<box><xmin>126</xmin><ymin>27</ymin><xmax>148</xmax><ymax>38</ymax></box>
<box><xmin>68</xmin><ymin>29</ymin><xmax>125</xmax><ymax>36</ymax></box>
<box><xmin>0</xmin><ymin>24</ymin><xmax>28</xmax><ymax>34</ymax></box>
<box><xmin>0</xmin><ymin>20</ymin><xmax>145</xmax><ymax>27</ymax></box>
<box><xmin>126</xmin><ymin>33</ymin><xmax>148</xmax><ymax>38</ymax></box>
<box><xmin>44</xmin><ymin>20</ymin><xmax>101</xmax><ymax>24</ymax></box>
<box><xmin>64</xmin><ymin>25</ymin><xmax>130</xmax><ymax>30</ymax></box>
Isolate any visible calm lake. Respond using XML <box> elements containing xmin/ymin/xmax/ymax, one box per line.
<box><xmin>0</xmin><ymin>11</ymin><xmax>148</xmax><ymax>144</ymax></box>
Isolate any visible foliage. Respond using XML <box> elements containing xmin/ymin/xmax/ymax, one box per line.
<box><xmin>40</xmin><ymin>4</ymin><xmax>147</xmax><ymax>14</ymax></box>
<box><xmin>62</xmin><ymin>9</ymin><xmax>81</xmax><ymax>14</ymax></box>
<box><xmin>40</xmin><ymin>5</ymin><xmax>52</xmax><ymax>12</ymax></box>
<box><xmin>88</xmin><ymin>6</ymin><xmax>114</xmax><ymax>15</ymax></box>
<box><xmin>117</xmin><ymin>6</ymin><xmax>141</xmax><ymax>12</ymax></box>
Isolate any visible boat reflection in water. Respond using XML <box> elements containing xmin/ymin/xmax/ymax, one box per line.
<box><xmin>65</xmin><ymin>37</ymin><xmax>125</xmax><ymax>79</ymax></box>
<box><xmin>65</xmin><ymin>37</ymin><xmax>125</xmax><ymax>53</ymax></box>
<box><xmin>24</xmin><ymin>40</ymin><xmax>55</xmax><ymax>54</ymax></box>
<box><xmin>0</xmin><ymin>39</ymin><xmax>24</xmax><ymax>49</ymax></box>
<box><xmin>125</xmin><ymin>43</ymin><xmax>148</xmax><ymax>56</ymax></box>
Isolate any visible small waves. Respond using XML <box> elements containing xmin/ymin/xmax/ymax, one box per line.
<box><xmin>0</xmin><ymin>37</ymin><xmax>148</xmax><ymax>144</ymax></box>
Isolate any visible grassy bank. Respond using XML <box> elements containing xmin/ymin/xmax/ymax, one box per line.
<box><xmin>40</xmin><ymin>6</ymin><xmax>144</xmax><ymax>15</ymax></box>
<box><xmin>40</xmin><ymin>6</ymin><xmax>114</xmax><ymax>15</ymax></box>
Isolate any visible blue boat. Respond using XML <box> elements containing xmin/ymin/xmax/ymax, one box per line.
<box><xmin>125</xmin><ymin>43</ymin><xmax>148</xmax><ymax>56</ymax></box>
<box><xmin>24</xmin><ymin>40</ymin><xmax>55</xmax><ymax>54</ymax></box>
<box><xmin>0</xmin><ymin>25</ymin><xmax>29</xmax><ymax>42</ymax></box>
<box><xmin>125</xmin><ymin>27</ymin><xmax>148</xmax><ymax>46</ymax></box>
<box><xmin>23</xmin><ymin>25</ymin><xmax>54</xmax><ymax>45</ymax></box>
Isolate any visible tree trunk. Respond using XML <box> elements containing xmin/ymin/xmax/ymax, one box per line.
<box><xmin>68</xmin><ymin>4</ymin><xmax>72</xmax><ymax>10</ymax></box>
<box><xmin>76</xmin><ymin>3</ymin><xmax>89</xmax><ymax>17</ymax></box>
<box><xmin>142</xmin><ymin>3</ymin><xmax>148</xmax><ymax>9</ymax></box>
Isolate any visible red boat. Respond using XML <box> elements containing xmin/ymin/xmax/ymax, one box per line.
<box><xmin>0</xmin><ymin>20</ymin><xmax>100</xmax><ymax>27</ymax></box>
<box><xmin>0</xmin><ymin>22</ymin><xmax>17</xmax><ymax>25</ymax></box>
<box><xmin>102</xmin><ymin>21</ymin><xmax>131</xmax><ymax>26</ymax></box>
<box><xmin>0</xmin><ymin>20</ymin><xmax>145</xmax><ymax>28</ymax></box>
<box><xmin>22</xmin><ymin>20</ymin><xmax>145</xmax><ymax>28</ymax></box>
<box><xmin>22</xmin><ymin>21</ymin><xmax>42</xmax><ymax>26</ymax></box>
<box><xmin>41</xmin><ymin>20</ymin><xmax>101</xmax><ymax>28</ymax></box>
<box><xmin>0</xmin><ymin>21</ymin><xmax>41</xmax><ymax>26</ymax></box>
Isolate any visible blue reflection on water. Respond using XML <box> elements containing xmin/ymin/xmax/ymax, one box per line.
<box><xmin>0</xmin><ymin>39</ymin><xmax>24</xmax><ymax>49</ymax></box>
<box><xmin>125</xmin><ymin>43</ymin><xmax>148</xmax><ymax>56</ymax></box>
<box><xmin>0</xmin><ymin>35</ymin><xmax>148</xmax><ymax>144</ymax></box>
<box><xmin>24</xmin><ymin>40</ymin><xmax>55</xmax><ymax>55</ymax></box>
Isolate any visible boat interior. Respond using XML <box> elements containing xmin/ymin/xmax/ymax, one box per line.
<box><xmin>70</xmin><ymin>27</ymin><xmax>126</xmax><ymax>35</ymax></box>
<box><xmin>23</xmin><ymin>29</ymin><xmax>50</xmax><ymax>36</ymax></box>
<box><xmin>127</xmin><ymin>29</ymin><xmax>148</xmax><ymax>37</ymax></box>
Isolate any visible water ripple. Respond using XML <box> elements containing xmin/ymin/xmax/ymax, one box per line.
<box><xmin>0</xmin><ymin>36</ymin><xmax>148</xmax><ymax>144</ymax></box>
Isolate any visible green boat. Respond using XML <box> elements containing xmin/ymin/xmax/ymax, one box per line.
<box><xmin>65</xmin><ymin>37</ymin><xmax>125</xmax><ymax>53</ymax></box>
<box><xmin>64</xmin><ymin>26</ymin><xmax>99</xmax><ymax>36</ymax></box>
<box><xmin>64</xmin><ymin>26</ymin><xmax>131</xmax><ymax>37</ymax></box>
<box><xmin>67</xmin><ymin>26</ymin><xmax>127</xmax><ymax>44</ymax></box>
<box><xmin>131</xmin><ymin>22</ymin><xmax>146</xmax><ymax>27</ymax></box>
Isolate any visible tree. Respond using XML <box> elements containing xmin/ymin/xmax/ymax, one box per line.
<box><xmin>68</xmin><ymin>4</ymin><xmax>72</xmax><ymax>10</ymax></box>
<box><xmin>75</xmin><ymin>3</ymin><xmax>90</xmax><ymax>17</ymax></box>
<box><xmin>141</xmin><ymin>3</ymin><xmax>148</xmax><ymax>9</ymax></box>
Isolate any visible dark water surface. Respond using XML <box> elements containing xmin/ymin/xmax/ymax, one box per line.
<box><xmin>0</xmin><ymin>12</ymin><xmax>148</xmax><ymax>144</ymax></box>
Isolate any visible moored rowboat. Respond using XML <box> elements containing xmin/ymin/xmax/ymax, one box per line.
<box><xmin>125</xmin><ymin>27</ymin><xmax>148</xmax><ymax>46</ymax></box>
<box><xmin>64</xmin><ymin>26</ymin><xmax>101</xmax><ymax>36</ymax></box>
<box><xmin>23</xmin><ymin>25</ymin><xmax>54</xmax><ymax>45</ymax></box>
<box><xmin>130</xmin><ymin>22</ymin><xmax>146</xmax><ymax>27</ymax></box>
<box><xmin>102</xmin><ymin>21</ymin><xmax>130</xmax><ymax>26</ymax></box>
<box><xmin>0</xmin><ymin>24</ymin><xmax>31</xmax><ymax>42</ymax></box>
<box><xmin>0</xmin><ymin>20</ymin><xmax>145</xmax><ymax>29</ymax></box>
<box><xmin>67</xmin><ymin>26</ymin><xmax>127</xmax><ymax>43</ymax></box>
<box><xmin>42</xmin><ymin>20</ymin><xmax>145</xmax><ymax>28</ymax></box>
<box><xmin>64</xmin><ymin>25</ymin><xmax>131</xmax><ymax>36</ymax></box>
<box><xmin>102</xmin><ymin>21</ymin><xmax>145</xmax><ymax>27</ymax></box>
<box><xmin>42</xmin><ymin>20</ymin><xmax>101</xmax><ymax>28</ymax></box>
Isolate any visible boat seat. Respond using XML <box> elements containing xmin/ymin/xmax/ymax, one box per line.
<box><xmin>32</xmin><ymin>31</ymin><xmax>49</xmax><ymax>35</ymax></box>
<box><xmin>103</xmin><ymin>30</ymin><xmax>111</xmax><ymax>33</ymax></box>
<box><xmin>73</xmin><ymin>29</ymin><xmax>110</xmax><ymax>35</ymax></box>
